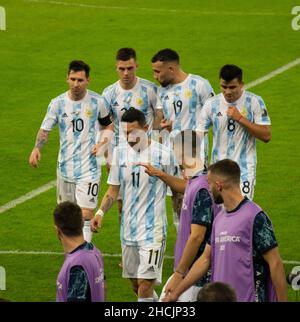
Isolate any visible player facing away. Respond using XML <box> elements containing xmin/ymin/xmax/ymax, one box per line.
<box><xmin>151</xmin><ymin>48</ymin><xmax>215</xmax><ymax>229</ymax></box>
<box><xmin>29</xmin><ymin>60</ymin><xmax>112</xmax><ymax>242</ymax></box>
<box><xmin>164</xmin><ymin>160</ymin><xmax>288</xmax><ymax>302</ymax></box>
<box><xmin>54</xmin><ymin>202</ymin><xmax>105</xmax><ymax>302</ymax></box>
<box><xmin>93</xmin><ymin>48</ymin><xmax>158</xmax><ymax>225</ymax></box>
<box><xmin>198</xmin><ymin>64</ymin><xmax>271</xmax><ymax>199</ymax></box>
<box><xmin>91</xmin><ymin>108</ymin><xmax>179</xmax><ymax>302</ymax></box>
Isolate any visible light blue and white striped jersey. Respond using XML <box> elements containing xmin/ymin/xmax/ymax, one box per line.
<box><xmin>156</xmin><ymin>74</ymin><xmax>214</xmax><ymax>164</ymax></box>
<box><xmin>102</xmin><ymin>77</ymin><xmax>157</xmax><ymax>146</ymax></box>
<box><xmin>41</xmin><ymin>90</ymin><xmax>110</xmax><ymax>183</ymax></box>
<box><xmin>108</xmin><ymin>140</ymin><xmax>178</xmax><ymax>246</ymax></box>
<box><xmin>198</xmin><ymin>91</ymin><xmax>271</xmax><ymax>181</ymax></box>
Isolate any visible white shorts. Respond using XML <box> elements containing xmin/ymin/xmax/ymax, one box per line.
<box><xmin>57</xmin><ymin>173</ymin><xmax>100</xmax><ymax>209</ymax></box>
<box><xmin>121</xmin><ymin>241</ymin><xmax>166</xmax><ymax>284</ymax></box>
<box><xmin>159</xmin><ymin>274</ymin><xmax>201</xmax><ymax>302</ymax></box>
<box><xmin>240</xmin><ymin>178</ymin><xmax>255</xmax><ymax>200</ymax></box>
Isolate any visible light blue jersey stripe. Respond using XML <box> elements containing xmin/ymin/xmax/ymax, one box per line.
<box><xmin>58</xmin><ymin>100</ymin><xmax>68</xmax><ymax>178</ymax></box>
<box><xmin>73</xmin><ymin>103</ymin><xmax>82</xmax><ymax>180</ymax></box>
<box><xmin>145</xmin><ymin>145</ymin><xmax>162</xmax><ymax>243</ymax></box>
<box><xmin>211</xmin><ymin>98</ymin><xmax>221</xmax><ymax>163</ymax></box>
<box><xmin>119</xmin><ymin>146</ymin><xmax>126</xmax><ymax>245</ymax></box>
<box><xmin>226</xmin><ymin>103</ymin><xmax>236</xmax><ymax>159</ymax></box>
<box><xmin>129</xmin><ymin>160</ymin><xmax>140</xmax><ymax>243</ymax></box>
<box><xmin>88</xmin><ymin>97</ymin><xmax>98</xmax><ymax>181</ymax></box>
<box><xmin>173</xmin><ymin>85</ymin><xmax>183</xmax><ymax>132</ymax></box>
<box><xmin>188</xmin><ymin>79</ymin><xmax>198</xmax><ymax>129</ymax></box>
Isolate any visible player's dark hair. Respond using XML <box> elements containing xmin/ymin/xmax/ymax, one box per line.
<box><xmin>151</xmin><ymin>48</ymin><xmax>180</xmax><ymax>64</ymax></box>
<box><xmin>53</xmin><ymin>201</ymin><xmax>83</xmax><ymax>237</ymax></box>
<box><xmin>208</xmin><ymin>159</ymin><xmax>240</xmax><ymax>185</ymax></box>
<box><xmin>197</xmin><ymin>282</ymin><xmax>237</xmax><ymax>302</ymax></box>
<box><xmin>121</xmin><ymin>107</ymin><xmax>146</xmax><ymax>127</ymax></box>
<box><xmin>116</xmin><ymin>48</ymin><xmax>136</xmax><ymax>61</ymax></box>
<box><xmin>219</xmin><ymin>64</ymin><xmax>243</xmax><ymax>82</ymax></box>
<box><xmin>68</xmin><ymin>60</ymin><xmax>90</xmax><ymax>78</ymax></box>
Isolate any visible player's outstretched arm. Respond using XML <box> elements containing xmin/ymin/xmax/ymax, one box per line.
<box><xmin>29</xmin><ymin>129</ymin><xmax>50</xmax><ymax>167</ymax></box>
<box><xmin>140</xmin><ymin>163</ymin><xmax>187</xmax><ymax>193</ymax></box>
<box><xmin>91</xmin><ymin>184</ymin><xmax>120</xmax><ymax>233</ymax></box>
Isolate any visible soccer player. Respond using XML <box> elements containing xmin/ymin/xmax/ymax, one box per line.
<box><xmin>165</xmin><ymin>159</ymin><xmax>288</xmax><ymax>302</ymax></box>
<box><xmin>29</xmin><ymin>60</ymin><xmax>112</xmax><ymax>242</ymax></box>
<box><xmin>142</xmin><ymin>131</ymin><xmax>220</xmax><ymax>302</ymax></box>
<box><xmin>91</xmin><ymin>108</ymin><xmax>178</xmax><ymax>302</ymax></box>
<box><xmin>93</xmin><ymin>48</ymin><xmax>158</xmax><ymax>226</ymax></box>
<box><xmin>54</xmin><ymin>201</ymin><xmax>105</xmax><ymax>302</ymax></box>
<box><xmin>198</xmin><ymin>64</ymin><xmax>271</xmax><ymax>199</ymax></box>
<box><xmin>151</xmin><ymin>48</ymin><xmax>215</xmax><ymax>228</ymax></box>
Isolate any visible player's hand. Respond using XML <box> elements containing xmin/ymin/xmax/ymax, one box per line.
<box><xmin>91</xmin><ymin>214</ymin><xmax>103</xmax><ymax>233</ymax></box>
<box><xmin>139</xmin><ymin>163</ymin><xmax>164</xmax><ymax>178</ymax></box>
<box><xmin>226</xmin><ymin>106</ymin><xmax>242</xmax><ymax>121</ymax></box>
<box><xmin>29</xmin><ymin>147</ymin><xmax>41</xmax><ymax>167</ymax></box>
<box><xmin>160</xmin><ymin>119</ymin><xmax>172</xmax><ymax>132</ymax></box>
<box><xmin>164</xmin><ymin>273</ymin><xmax>183</xmax><ymax>296</ymax></box>
<box><xmin>162</xmin><ymin>290</ymin><xmax>179</xmax><ymax>302</ymax></box>
<box><xmin>91</xmin><ymin>143</ymin><xmax>101</xmax><ymax>156</ymax></box>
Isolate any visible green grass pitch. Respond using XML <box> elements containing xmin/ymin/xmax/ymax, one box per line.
<box><xmin>0</xmin><ymin>0</ymin><xmax>299</xmax><ymax>301</ymax></box>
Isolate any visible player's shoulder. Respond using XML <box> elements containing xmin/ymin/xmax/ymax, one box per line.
<box><xmin>244</xmin><ymin>90</ymin><xmax>264</xmax><ymax>103</ymax></box>
<box><xmin>138</xmin><ymin>77</ymin><xmax>157</xmax><ymax>89</ymax></box>
<box><xmin>102</xmin><ymin>81</ymin><xmax>118</xmax><ymax>95</ymax></box>
<box><xmin>189</xmin><ymin>73</ymin><xmax>210</xmax><ymax>84</ymax></box>
<box><xmin>49</xmin><ymin>92</ymin><xmax>68</xmax><ymax>107</ymax></box>
<box><xmin>87</xmin><ymin>89</ymin><xmax>103</xmax><ymax>99</ymax></box>
<box><xmin>203</xmin><ymin>93</ymin><xmax>222</xmax><ymax>107</ymax></box>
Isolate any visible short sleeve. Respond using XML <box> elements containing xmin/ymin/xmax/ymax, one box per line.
<box><xmin>197</xmin><ymin>100</ymin><xmax>212</xmax><ymax>132</ymax></box>
<box><xmin>102</xmin><ymin>87</ymin><xmax>113</xmax><ymax>115</ymax></box>
<box><xmin>98</xmin><ymin>96</ymin><xmax>110</xmax><ymax>119</ymax></box>
<box><xmin>199</xmin><ymin>79</ymin><xmax>215</xmax><ymax>104</ymax></box>
<box><xmin>67</xmin><ymin>266</ymin><xmax>91</xmax><ymax>302</ymax></box>
<box><xmin>253</xmin><ymin>211</ymin><xmax>278</xmax><ymax>255</ymax></box>
<box><xmin>41</xmin><ymin>100</ymin><xmax>58</xmax><ymax>131</ymax></box>
<box><xmin>252</xmin><ymin>96</ymin><xmax>271</xmax><ymax>125</ymax></box>
<box><xmin>149</xmin><ymin>84</ymin><xmax>158</xmax><ymax>110</ymax></box>
<box><xmin>107</xmin><ymin>148</ymin><xmax>121</xmax><ymax>185</ymax></box>
<box><xmin>191</xmin><ymin>188</ymin><xmax>213</xmax><ymax>227</ymax></box>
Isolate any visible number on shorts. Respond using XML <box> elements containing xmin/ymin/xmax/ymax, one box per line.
<box><xmin>242</xmin><ymin>181</ymin><xmax>250</xmax><ymax>195</ymax></box>
<box><xmin>88</xmin><ymin>183</ymin><xmax>99</xmax><ymax>197</ymax></box>
<box><xmin>148</xmin><ymin>249</ymin><xmax>159</xmax><ymax>265</ymax></box>
<box><xmin>227</xmin><ymin>118</ymin><xmax>235</xmax><ymax>132</ymax></box>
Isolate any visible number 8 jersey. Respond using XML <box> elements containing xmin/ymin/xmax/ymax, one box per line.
<box><xmin>41</xmin><ymin>90</ymin><xmax>110</xmax><ymax>183</ymax></box>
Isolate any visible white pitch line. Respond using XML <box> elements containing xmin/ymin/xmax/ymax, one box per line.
<box><xmin>245</xmin><ymin>57</ymin><xmax>300</xmax><ymax>90</ymax></box>
<box><xmin>0</xmin><ymin>250</ymin><xmax>173</xmax><ymax>259</ymax></box>
<box><xmin>0</xmin><ymin>250</ymin><xmax>298</xmax><ymax>265</ymax></box>
<box><xmin>23</xmin><ymin>0</ymin><xmax>288</xmax><ymax>16</ymax></box>
<box><xmin>0</xmin><ymin>180</ymin><xmax>56</xmax><ymax>214</ymax></box>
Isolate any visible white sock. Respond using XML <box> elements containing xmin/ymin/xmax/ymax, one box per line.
<box><xmin>83</xmin><ymin>220</ymin><xmax>92</xmax><ymax>242</ymax></box>
<box><xmin>138</xmin><ymin>297</ymin><xmax>154</xmax><ymax>302</ymax></box>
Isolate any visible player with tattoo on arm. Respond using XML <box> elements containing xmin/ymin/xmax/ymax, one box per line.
<box><xmin>29</xmin><ymin>60</ymin><xmax>112</xmax><ymax>242</ymax></box>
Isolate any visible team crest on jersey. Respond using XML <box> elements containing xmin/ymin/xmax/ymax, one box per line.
<box><xmin>136</xmin><ymin>97</ymin><xmax>143</xmax><ymax>106</ymax></box>
<box><xmin>84</xmin><ymin>104</ymin><xmax>93</xmax><ymax>118</ymax></box>
<box><xmin>240</xmin><ymin>106</ymin><xmax>248</xmax><ymax>118</ymax></box>
<box><xmin>185</xmin><ymin>90</ymin><xmax>192</xmax><ymax>98</ymax></box>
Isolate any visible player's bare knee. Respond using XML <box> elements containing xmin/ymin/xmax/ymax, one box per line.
<box><xmin>81</xmin><ymin>208</ymin><xmax>94</xmax><ymax>220</ymax></box>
